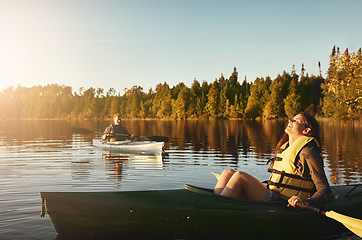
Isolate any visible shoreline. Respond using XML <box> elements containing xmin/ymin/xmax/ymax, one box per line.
<box><xmin>0</xmin><ymin>117</ymin><xmax>360</xmax><ymax>124</ymax></box>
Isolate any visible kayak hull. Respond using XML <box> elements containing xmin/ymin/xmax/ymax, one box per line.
<box><xmin>40</xmin><ymin>184</ymin><xmax>362</xmax><ymax>239</ymax></box>
<box><xmin>93</xmin><ymin>139</ymin><xmax>164</xmax><ymax>155</ymax></box>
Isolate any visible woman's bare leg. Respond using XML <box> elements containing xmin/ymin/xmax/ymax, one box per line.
<box><xmin>221</xmin><ymin>171</ymin><xmax>268</xmax><ymax>201</ymax></box>
<box><xmin>214</xmin><ymin>169</ymin><xmax>236</xmax><ymax>194</ymax></box>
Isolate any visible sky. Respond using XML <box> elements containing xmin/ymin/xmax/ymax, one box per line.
<box><xmin>0</xmin><ymin>0</ymin><xmax>361</xmax><ymax>95</ymax></box>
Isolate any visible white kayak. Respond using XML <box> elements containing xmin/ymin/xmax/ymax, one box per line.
<box><xmin>93</xmin><ymin>139</ymin><xmax>164</xmax><ymax>155</ymax></box>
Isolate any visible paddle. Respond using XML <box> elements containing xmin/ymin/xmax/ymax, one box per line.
<box><xmin>211</xmin><ymin>171</ymin><xmax>362</xmax><ymax>237</ymax></box>
<box><xmin>115</xmin><ymin>133</ymin><xmax>169</xmax><ymax>142</ymax></box>
<box><xmin>136</xmin><ymin>135</ymin><xmax>169</xmax><ymax>143</ymax></box>
<box><xmin>107</xmin><ymin>133</ymin><xmax>168</xmax><ymax>142</ymax></box>
<box><xmin>71</xmin><ymin>127</ymin><xmax>169</xmax><ymax>142</ymax></box>
<box><xmin>211</xmin><ymin>172</ymin><xmax>220</xmax><ymax>180</ymax></box>
<box><xmin>295</xmin><ymin>201</ymin><xmax>362</xmax><ymax>237</ymax></box>
<box><xmin>71</xmin><ymin>127</ymin><xmax>94</xmax><ymax>134</ymax></box>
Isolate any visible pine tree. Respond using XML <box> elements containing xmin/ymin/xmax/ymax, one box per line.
<box><xmin>205</xmin><ymin>81</ymin><xmax>220</xmax><ymax>118</ymax></box>
<box><xmin>322</xmin><ymin>47</ymin><xmax>362</xmax><ymax>118</ymax></box>
<box><xmin>171</xmin><ymin>91</ymin><xmax>187</xmax><ymax>119</ymax></box>
<box><xmin>318</xmin><ymin>61</ymin><xmax>322</xmax><ymax>77</ymax></box>
<box><xmin>151</xmin><ymin>83</ymin><xmax>172</xmax><ymax>118</ymax></box>
<box><xmin>196</xmin><ymin>93</ymin><xmax>207</xmax><ymax>118</ymax></box>
<box><xmin>110</xmin><ymin>96</ymin><xmax>120</xmax><ymax>116</ymax></box>
<box><xmin>284</xmin><ymin>80</ymin><xmax>302</xmax><ymax>118</ymax></box>
<box><xmin>263</xmin><ymin>72</ymin><xmax>291</xmax><ymax>119</ymax></box>
<box><xmin>245</xmin><ymin>77</ymin><xmax>270</xmax><ymax>118</ymax></box>
<box><xmin>219</xmin><ymin>85</ymin><xmax>228</xmax><ymax>118</ymax></box>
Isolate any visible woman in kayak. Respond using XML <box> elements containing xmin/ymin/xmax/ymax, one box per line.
<box><xmin>102</xmin><ymin>114</ymin><xmax>134</xmax><ymax>142</ymax></box>
<box><xmin>214</xmin><ymin>112</ymin><xmax>332</xmax><ymax>207</ymax></box>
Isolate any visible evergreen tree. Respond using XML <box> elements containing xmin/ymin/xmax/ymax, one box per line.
<box><xmin>219</xmin><ymin>85</ymin><xmax>228</xmax><ymax>118</ymax></box>
<box><xmin>196</xmin><ymin>93</ymin><xmax>208</xmax><ymax>118</ymax></box>
<box><xmin>151</xmin><ymin>83</ymin><xmax>172</xmax><ymax>118</ymax></box>
<box><xmin>318</xmin><ymin>61</ymin><xmax>322</xmax><ymax>77</ymax></box>
<box><xmin>245</xmin><ymin>77</ymin><xmax>270</xmax><ymax>118</ymax></box>
<box><xmin>188</xmin><ymin>79</ymin><xmax>201</xmax><ymax>118</ymax></box>
<box><xmin>123</xmin><ymin>86</ymin><xmax>144</xmax><ymax>118</ymax></box>
<box><xmin>299</xmin><ymin>74</ymin><xmax>324</xmax><ymax>115</ymax></box>
<box><xmin>284</xmin><ymin>80</ymin><xmax>302</xmax><ymax>118</ymax></box>
<box><xmin>265</xmin><ymin>72</ymin><xmax>291</xmax><ymax>117</ymax></box>
<box><xmin>226</xmin><ymin>67</ymin><xmax>241</xmax><ymax>105</ymax></box>
<box><xmin>110</xmin><ymin>96</ymin><xmax>120</xmax><ymax>116</ymax></box>
<box><xmin>322</xmin><ymin>47</ymin><xmax>362</xmax><ymax>118</ymax></box>
<box><xmin>205</xmin><ymin>80</ymin><xmax>220</xmax><ymax>118</ymax></box>
<box><xmin>239</xmin><ymin>77</ymin><xmax>250</xmax><ymax>115</ymax></box>
<box><xmin>171</xmin><ymin>90</ymin><xmax>187</xmax><ymax>119</ymax></box>
<box><xmin>139</xmin><ymin>100</ymin><xmax>147</xmax><ymax>118</ymax></box>
<box><xmin>102</xmin><ymin>97</ymin><xmax>112</xmax><ymax>117</ymax></box>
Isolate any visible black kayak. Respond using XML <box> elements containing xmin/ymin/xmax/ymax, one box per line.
<box><xmin>41</xmin><ymin>184</ymin><xmax>362</xmax><ymax>239</ymax></box>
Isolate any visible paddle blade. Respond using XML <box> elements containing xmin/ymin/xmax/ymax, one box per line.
<box><xmin>71</xmin><ymin>127</ymin><xmax>93</xmax><ymax>134</ymax></box>
<box><xmin>147</xmin><ymin>136</ymin><xmax>169</xmax><ymax>142</ymax></box>
<box><xmin>211</xmin><ymin>172</ymin><xmax>220</xmax><ymax>180</ymax></box>
<box><xmin>326</xmin><ymin>210</ymin><xmax>362</xmax><ymax>237</ymax></box>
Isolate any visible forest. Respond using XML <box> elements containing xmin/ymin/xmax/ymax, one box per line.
<box><xmin>0</xmin><ymin>46</ymin><xmax>361</xmax><ymax>120</ymax></box>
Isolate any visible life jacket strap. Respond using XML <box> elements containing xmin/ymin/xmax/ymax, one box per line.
<box><xmin>267</xmin><ymin>180</ymin><xmax>315</xmax><ymax>193</ymax></box>
<box><xmin>267</xmin><ymin>169</ymin><xmax>315</xmax><ymax>193</ymax></box>
<box><xmin>266</xmin><ymin>157</ymin><xmax>282</xmax><ymax>165</ymax></box>
<box><xmin>268</xmin><ymin>169</ymin><xmax>313</xmax><ymax>181</ymax></box>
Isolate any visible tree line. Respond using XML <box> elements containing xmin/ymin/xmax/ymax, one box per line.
<box><xmin>0</xmin><ymin>46</ymin><xmax>360</xmax><ymax>120</ymax></box>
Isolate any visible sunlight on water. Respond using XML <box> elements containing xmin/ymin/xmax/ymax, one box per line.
<box><xmin>0</xmin><ymin>119</ymin><xmax>360</xmax><ymax>239</ymax></box>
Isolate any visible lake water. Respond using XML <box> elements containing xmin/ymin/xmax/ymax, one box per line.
<box><xmin>0</xmin><ymin>119</ymin><xmax>361</xmax><ymax>240</ymax></box>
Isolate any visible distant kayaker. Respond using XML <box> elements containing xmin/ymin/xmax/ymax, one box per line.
<box><xmin>102</xmin><ymin>114</ymin><xmax>134</xmax><ymax>142</ymax></box>
<box><xmin>214</xmin><ymin>112</ymin><xmax>332</xmax><ymax>207</ymax></box>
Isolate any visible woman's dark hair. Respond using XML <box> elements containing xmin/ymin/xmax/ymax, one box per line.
<box><xmin>274</xmin><ymin>112</ymin><xmax>320</xmax><ymax>157</ymax></box>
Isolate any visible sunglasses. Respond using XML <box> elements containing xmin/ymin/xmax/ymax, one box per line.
<box><xmin>289</xmin><ymin>119</ymin><xmax>307</xmax><ymax>127</ymax></box>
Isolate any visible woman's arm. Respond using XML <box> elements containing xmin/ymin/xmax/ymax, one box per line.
<box><xmin>102</xmin><ymin>126</ymin><xmax>111</xmax><ymax>140</ymax></box>
<box><xmin>298</xmin><ymin>146</ymin><xmax>332</xmax><ymax>206</ymax></box>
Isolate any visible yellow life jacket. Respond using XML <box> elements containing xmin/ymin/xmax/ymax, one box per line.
<box><xmin>267</xmin><ymin>136</ymin><xmax>319</xmax><ymax>200</ymax></box>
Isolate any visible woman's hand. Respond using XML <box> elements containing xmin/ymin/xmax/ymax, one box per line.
<box><xmin>288</xmin><ymin>196</ymin><xmax>308</xmax><ymax>207</ymax></box>
<box><xmin>102</xmin><ymin>134</ymin><xmax>107</xmax><ymax>140</ymax></box>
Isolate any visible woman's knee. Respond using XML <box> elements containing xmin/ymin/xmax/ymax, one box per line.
<box><xmin>221</xmin><ymin>169</ymin><xmax>236</xmax><ymax>177</ymax></box>
<box><xmin>233</xmin><ymin>171</ymin><xmax>247</xmax><ymax>178</ymax></box>
<box><xmin>221</xmin><ymin>169</ymin><xmax>236</xmax><ymax>181</ymax></box>
<box><xmin>229</xmin><ymin>171</ymin><xmax>254</xmax><ymax>184</ymax></box>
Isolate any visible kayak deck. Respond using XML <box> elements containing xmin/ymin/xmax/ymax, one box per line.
<box><xmin>40</xmin><ymin>184</ymin><xmax>362</xmax><ymax>238</ymax></box>
<box><xmin>93</xmin><ymin>139</ymin><xmax>164</xmax><ymax>155</ymax></box>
